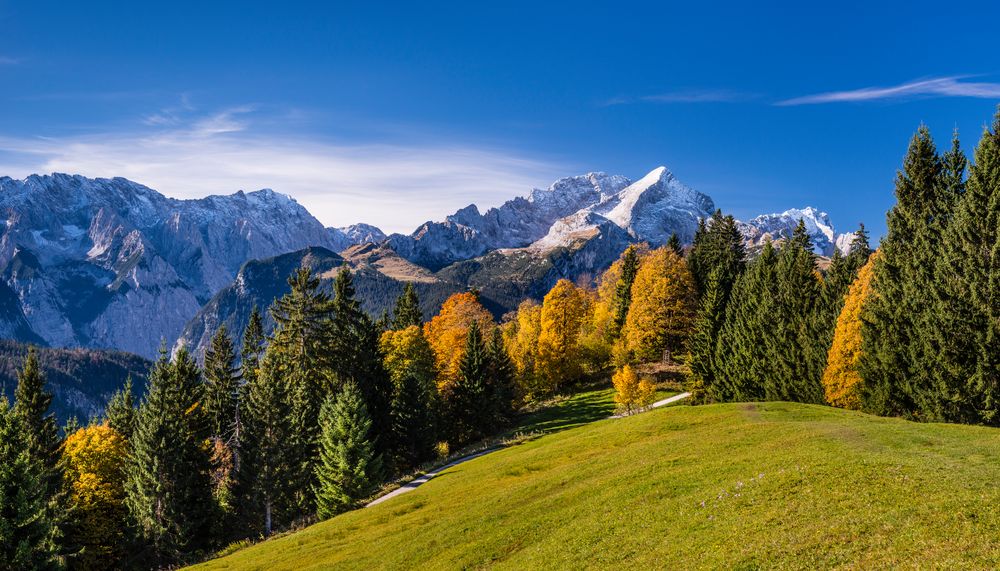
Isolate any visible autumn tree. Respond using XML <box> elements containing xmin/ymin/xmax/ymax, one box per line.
<box><xmin>536</xmin><ymin>279</ymin><xmax>589</xmax><ymax>393</ymax></box>
<box><xmin>823</xmin><ymin>254</ymin><xmax>877</xmax><ymax>409</ymax></box>
<box><xmin>620</xmin><ymin>247</ymin><xmax>698</xmax><ymax>363</ymax></box>
<box><xmin>423</xmin><ymin>292</ymin><xmax>495</xmax><ymax>389</ymax></box>
<box><xmin>503</xmin><ymin>300</ymin><xmax>543</xmax><ymax>399</ymax></box>
<box><xmin>61</xmin><ymin>424</ymin><xmax>129</xmax><ymax>569</ymax></box>
<box><xmin>612</xmin><ymin>365</ymin><xmax>655</xmax><ymax>415</ymax></box>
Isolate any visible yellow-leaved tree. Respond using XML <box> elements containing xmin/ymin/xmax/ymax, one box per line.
<box><xmin>823</xmin><ymin>252</ymin><xmax>877</xmax><ymax>409</ymax></box>
<box><xmin>620</xmin><ymin>247</ymin><xmax>698</xmax><ymax>363</ymax></box>
<box><xmin>503</xmin><ymin>300</ymin><xmax>543</xmax><ymax>398</ymax></box>
<box><xmin>612</xmin><ymin>365</ymin><xmax>656</xmax><ymax>415</ymax></box>
<box><xmin>380</xmin><ymin>324</ymin><xmax>437</xmax><ymax>391</ymax></box>
<box><xmin>423</xmin><ymin>292</ymin><xmax>494</xmax><ymax>389</ymax></box>
<box><xmin>61</xmin><ymin>424</ymin><xmax>129</xmax><ymax>570</ymax></box>
<box><xmin>537</xmin><ymin>279</ymin><xmax>590</xmax><ymax>393</ymax></box>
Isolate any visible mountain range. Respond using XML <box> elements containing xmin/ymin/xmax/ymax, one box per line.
<box><xmin>0</xmin><ymin>166</ymin><xmax>858</xmax><ymax>360</ymax></box>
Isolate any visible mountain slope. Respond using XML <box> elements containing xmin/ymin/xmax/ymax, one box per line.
<box><xmin>192</xmin><ymin>402</ymin><xmax>1000</xmax><ymax>570</ymax></box>
<box><xmin>0</xmin><ymin>339</ymin><xmax>149</xmax><ymax>422</ymax></box>
<box><xmin>0</xmin><ymin>174</ymin><xmax>375</xmax><ymax>357</ymax></box>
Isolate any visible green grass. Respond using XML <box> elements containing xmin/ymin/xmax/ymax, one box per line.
<box><xmin>191</xmin><ymin>401</ymin><xmax>1000</xmax><ymax>570</ymax></box>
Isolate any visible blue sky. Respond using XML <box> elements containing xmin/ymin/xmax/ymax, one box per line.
<box><xmin>2</xmin><ymin>1</ymin><xmax>1000</xmax><ymax>236</ymax></box>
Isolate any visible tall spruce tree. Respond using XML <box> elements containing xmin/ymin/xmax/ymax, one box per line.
<box><xmin>688</xmin><ymin>209</ymin><xmax>747</xmax><ymax>299</ymax></box>
<box><xmin>203</xmin><ymin>326</ymin><xmax>240</xmax><ymax>441</ymax></box>
<box><xmin>238</xmin><ymin>353</ymin><xmax>294</xmax><ymax>537</ymax></box>
<box><xmin>125</xmin><ymin>348</ymin><xmax>214</xmax><ymax>563</ymax></box>
<box><xmin>330</xmin><ymin>267</ymin><xmax>393</xmax><ymax>459</ymax></box>
<box><xmin>392</xmin><ymin>283</ymin><xmax>423</xmax><ymax>329</ymax></box>
<box><xmin>687</xmin><ymin>267</ymin><xmax>727</xmax><ymax>400</ymax></box>
<box><xmin>609</xmin><ymin>245</ymin><xmax>640</xmax><ymax>339</ymax></box>
<box><xmin>105</xmin><ymin>375</ymin><xmax>137</xmax><ymax>440</ymax></box>
<box><xmin>0</xmin><ymin>397</ymin><xmax>58</xmax><ymax>570</ymax></box>
<box><xmin>712</xmin><ymin>242</ymin><xmax>778</xmax><ymax>401</ymax></box>
<box><xmin>12</xmin><ymin>348</ymin><xmax>60</xmax><ymax>494</ymax></box>
<box><xmin>314</xmin><ymin>384</ymin><xmax>381</xmax><ymax>520</ymax></box>
<box><xmin>447</xmin><ymin>320</ymin><xmax>491</xmax><ymax>445</ymax></box>
<box><xmin>269</xmin><ymin>268</ymin><xmax>335</xmax><ymax>512</ymax></box>
<box><xmin>241</xmin><ymin>306</ymin><xmax>266</xmax><ymax>387</ymax></box>
<box><xmin>930</xmin><ymin>115</ymin><xmax>1000</xmax><ymax>424</ymax></box>
<box><xmin>765</xmin><ymin>221</ymin><xmax>824</xmax><ymax>403</ymax></box>
<box><xmin>859</xmin><ymin>126</ymin><xmax>950</xmax><ymax>418</ymax></box>
<box><xmin>487</xmin><ymin>327</ymin><xmax>517</xmax><ymax>430</ymax></box>
<box><xmin>666</xmin><ymin>233</ymin><xmax>684</xmax><ymax>257</ymax></box>
<box><xmin>389</xmin><ymin>370</ymin><xmax>435</xmax><ymax>473</ymax></box>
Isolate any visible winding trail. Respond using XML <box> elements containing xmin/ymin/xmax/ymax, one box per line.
<box><xmin>364</xmin><ymin>391</ymin><xmax>692</xmax><ymax>508</ymax></box>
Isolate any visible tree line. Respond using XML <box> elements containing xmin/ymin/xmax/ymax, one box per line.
<box><xmin>0</xmin><ymin>268</ymin><xmax>517</xmax><ymax>569</ymax></box>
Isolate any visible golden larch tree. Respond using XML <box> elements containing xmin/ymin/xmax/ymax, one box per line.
<box><xmin>823</xmin><ymin>252</ymin><xmax>877</xmax><ymax>409</ymax></box>
<box><xmin>621</xmin><ymin>247</ymin><xmax>698</xmax><ymax>363</ymax></box>
<box><xmin>503</xmin><ymin>300</ymin><xmax>543</xmax><ymax>397</ymax></box>
<box><xmin>61</xmin><ymin>424</ymin><xmax>129</xmax><ymax>570</ymax></box>
<box><xmin>537</xmin><ymin>279</ymin><xmax>590</xmax><ymax>392</ymax></box>
<box><xmin>423</xmin><ymin>292</ymin><xmax>494</xmax><ymax>389</ymax></box>
<box><xmin>612</xmin><ymin>365</ymin><xmax>656</xmax><ymax>415</ymax></box>
<box><xmin>380</xmin><ymin>324</ymin><xmax>437</xmax><ymax>390</ymax></box>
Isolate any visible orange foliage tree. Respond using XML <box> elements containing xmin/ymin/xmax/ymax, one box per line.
<box><xmin>423</xmin><ymin>292</ymin><xmax>494</xmax><ymax>389</ymax></box>
<box><xmin>620</xmin><ymin>247</ymin><xmax>698</xmax><ymax>363</ymax></box>
<box><xmin>61</xmin><ymin>424</ymin><xmax>129</xmax><ymax>569</ymax></box>
<box><xmin>823</xmin><ymin>253</ymin><xmax>878</xmax><ymax>409</ymax></box>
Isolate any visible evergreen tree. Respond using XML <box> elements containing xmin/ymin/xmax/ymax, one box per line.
<box><xmin>269</xmin><ymin>268</ymin><xmax>334</xmax><ymax>512</ymax></box>
<box><xmin>765</xmin><ymin>220</ymin><xmax>823</xmax><ymax>403</ymax></box>
<box><xmin>203</xmin><ymin>326</ymin><xmax>240</xmax><ymax>441</ymax></box>
<box><xmin>0</xmin><ymin>397</ymin><xmax>58</xmax><ymax>570</ymax></box>
<box><xmin>859</xmin><ymin>126</ymin><xmax>949</xmax><ymax>417</ymax></box>
<box><xmin>666</xmin><ymin>233</ymin><xmax>683</xmax><ymax>257</ymax></box>
<box><xmin>105</xmin><ymin>375</ymin><xmax>137</xmax><ymax>440</ymax></box>
<box><xmin>392</xmin><ymin>283</ymin><xmax>423</xmax><ymax>329</ymax></box>
<box><xmin>487</xmin><ymin>327</ymin><xmax>517</xmax><ymax>429</ymax></box>
<box><xmin>609</xmin><ymin>245</ymin><xmax>640</xmax><ymax>339</ymax></box>
<box><xmin>238</xmin><ymin>354</ymin><xmax>294</xmax><ymax>537</ymax></box>
<box><xmin>314</xmin><ymin>384</ymin><xmax>381</xmax><ymax>520</ymax></box>
<box><xmin>389</xmin><ymin>371</ymin><xmax>435</xmax><ymax>472</ymax></box>
<box><xmin>687</xmin><ymin>209</ymin><xmax>747</xmax><ymax>299</ymax></box>
<box><xmin>330</xmin><ymin>267</ymin><xmax>393</xmax><ymax>459</ymax></box>
<box><xmin>125</xmin><ymin>349</ymin><xmax>214</xmax><ymax>563</ymax></box>
<box><xmin>712</xmin><ymin>242</ymin><xmax>778</xmax><ymax>401</ymax></box>
<box><xmin>12</xmin><ymin>347</ymin><xmax>60</xmax><ymax>493</ymax></box>
<box><xmin>241</xmin><ymin>306</ymin><xmax>266</xmax><ymax>387</ymax></box>
<box><xmin>446</xmin><ymin>320</ymin><xmax>491</xmax><ymax>444</ymax></box>
<box><xmin>930</xmin><ymin>115</ymin><xmax>1000</xmax><ymax>424</ymax></box>
<box><xmin>686</xmin><ymin>267</ymin><xmax>727</xmax><ymax>400</ymax></box>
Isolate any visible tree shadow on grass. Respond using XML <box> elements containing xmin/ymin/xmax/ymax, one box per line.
<box><xmin>506</xmin><ymin>388</ymin><xmax>618</xmax><ymax>437</ymax></box>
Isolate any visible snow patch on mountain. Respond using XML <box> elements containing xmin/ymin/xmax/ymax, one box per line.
<box><xmin>738</xmin><ymin>207</ymin><xmax>852</xmax><ymax>256</ymax></box>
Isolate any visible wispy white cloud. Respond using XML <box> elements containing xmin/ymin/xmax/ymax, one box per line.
<box><xmin>0</xmin><ymin>106</ymin><xmax>568</xmax><ymax>234</ymax></box>
<box><xmin>777</xmin><ymin>76</ymin><xmax>1000</xmax><ymax>106</ymax></box>
<box><xmin>604</xmin><ymin>89</ymin><xmax>751</xmax><ymax>106</ymax></box>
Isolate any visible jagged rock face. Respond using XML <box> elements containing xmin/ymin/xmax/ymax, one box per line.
<box><xmin>387</xmin><ymin>172</ymin><xmax>631</xmax><ymax>270</ymax></box>
<box><xmin>737</xmin><ymin>207</ymin><xmax>847</xmax><ymax>256</ymax></box>
<box><xmin>0</xmin><ymin>174</ymin><xmax>370</xmax><ymax>358</ymax></box>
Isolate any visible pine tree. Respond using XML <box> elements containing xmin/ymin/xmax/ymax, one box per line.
<box><xmin>713</xmin><ymin>242</ymin><xmax>778</xmax><ymax>401</ymax></box>
<box><xmin>125</xmin><ymin>349</ymin><xmax>214</xmax><ymax>563</ymax></box>
<box><xmin>609</xmin><ymin>245</ymin><xmax>640</xmax><ymax>339</ymax></box>
<box><xmin>314</xmin><ymin>384</ymin><xmax>381</xmax><ymax>520</ymax></box>
<box><xmin>859</xmin><ymin>126</ymin><xmax>949</xmax><ymax>418</ymax></box>
<box><xmin>688</xmin><ymin>209</ymin><xmax>747</xmax><ymax>299</ymax></box>
<box><xmin>203</xmin><ymin>326</ymin><xmax>240</xmax><ymax>441</ymax></box>
<box><xmin>241</xmin><ymin>306</ymin><xmax>266</xmax><ymax>387</ymax></box>
<box><xmin>269</xmin><ymin>268</ymin><xmax>334</xmax><ymax>512</ymax></box>
<box><xmin>686</xmin><ymin>267</ymin><xmax>727</xmax><ymax>400</ymax></box>
<box><xmin>105</xmin><ymin>375</ymin><xmax>137</xmax><ymax>440</ymax></box>
<box><xmin>666</xmin><ymin>233</ymin><xmax>683</xmax><ymax>257</ymax></box>
<box><xmin>392</xmin><ymin>283</ymin><xmax>423</xmax><ymax>329</ymax></box>
<box><xmin>929</xmin><ymin>114</ymin><xmax>1000</xmax><ymax>424</ymax></box>
<box><xmin>389</xmin><ymin>371</ymin><xmax>435</xmax><ymax>472</ymax></box>
<box><xmin>12</xmin><ymin>347</ymin><xmax>60</xmax><ymax>501</ymax></box>
<box><xmin>238</xmin><ymin>354</ymin><xmax>294</xmax><ymax>537</ymax></box>
<box><xmin>486</xmin><ymin>327</ymin><xmax>517</xmax><ymax>430</ymax></box>
<box><xmin>0</xmin><ymin>397</ymin><xmax>58</xmax><ymax>570</ymax></box>
<box><xmin>330</xmin><ymin>267</ymin><xmax>393</xmax><ymax>460</ymax></box>
<box><xmin>446</xmin><ymin>321</ymin><xmax>491</xmax><ymax>445</ymax></box>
